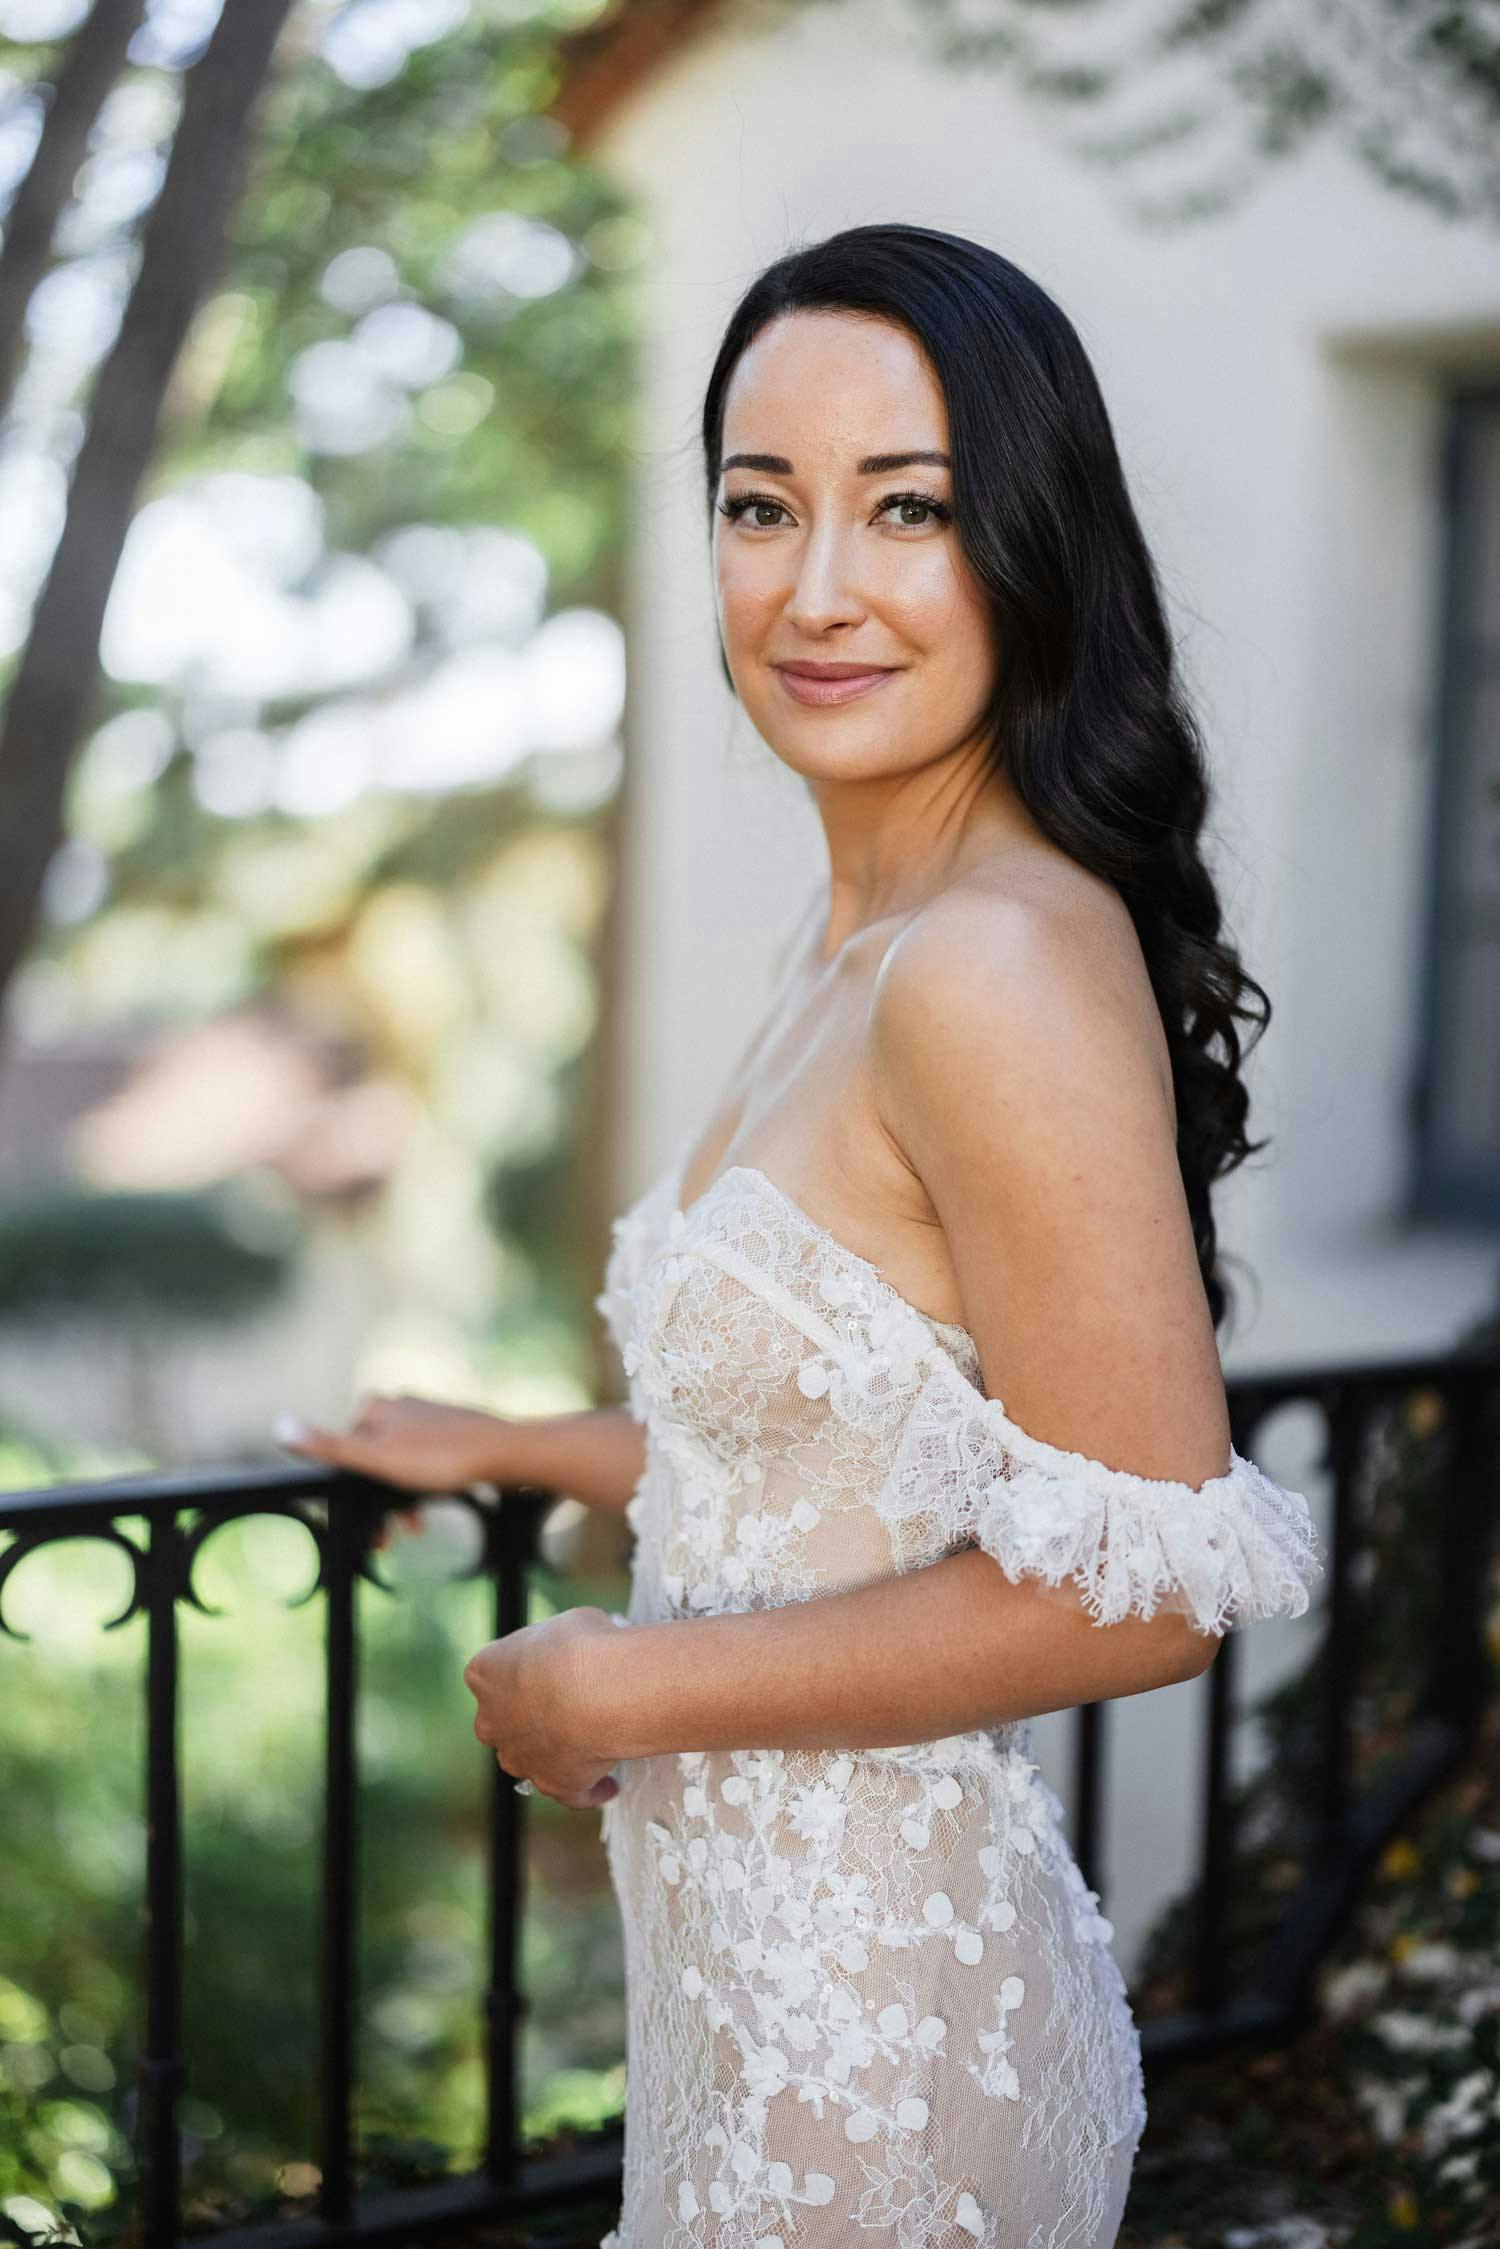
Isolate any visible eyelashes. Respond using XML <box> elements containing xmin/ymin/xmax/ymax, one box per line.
<box><xmin>716</xmin><ymin>488</ymin><xmax>953</xmax><ymax>532</ymax></box>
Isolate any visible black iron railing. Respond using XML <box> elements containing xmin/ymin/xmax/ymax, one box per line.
<box><xmin>1132</xmin><ymin>1344</ymin><xmax>1498</xmax><ymax>2059</ymax></box>
<box><xmin>1</xmin><ymin>1344</ymin><xmax>1496</xmax><ymax>2247</ymax></box>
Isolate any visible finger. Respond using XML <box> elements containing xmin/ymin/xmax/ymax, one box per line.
<box><xmin>273</xmin><ymin>1415</ymin><xmax>412</xmax><ymax>1485</ymax></box>
<box><xmin>520</xmin><ymin>1773</ymin><xmax>618</xmax><ymax>1809</ymax></box>
<box><xmin>350</xmin><ymin>1393</ymin><xmax>405</xmax><ymax>1439</ymax></box>
<box><xmin>273</xmin><ymin>1414</ymin><xmax>347</xmax><ymax>1461</ymax></box>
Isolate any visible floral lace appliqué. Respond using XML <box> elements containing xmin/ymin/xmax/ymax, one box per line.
<box><xmin>592</xmin><ymin>1156</ymin><xmax>1323</xmax><ymax>2247</ymax></box>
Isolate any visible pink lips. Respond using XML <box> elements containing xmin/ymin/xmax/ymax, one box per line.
<box><xmin>774</xmin><ymin>663</ymin><xmax>899</xmax><ymax>708</ymax></box>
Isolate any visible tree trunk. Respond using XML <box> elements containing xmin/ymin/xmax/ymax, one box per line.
<box><xmin>0</xmin><ymin>0</ymin><xmax>298</xmax><ymax>1056</ymax></box>
<box><xmin>0</xmin><ymin>0</ymin><xmax>150</xmax><ymax>419</ymax></box>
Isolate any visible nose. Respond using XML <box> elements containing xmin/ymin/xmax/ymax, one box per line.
<box><xmin>781</xmin><ymin>519</ymin><xmax>866</xmax><ymax>636</ymax></box>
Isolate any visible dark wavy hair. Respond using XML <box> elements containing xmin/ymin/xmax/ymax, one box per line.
<box><xmin>699</xmin><ymin>221</ymin><xmax>1272</xmax><ymax>1338</ymax></box>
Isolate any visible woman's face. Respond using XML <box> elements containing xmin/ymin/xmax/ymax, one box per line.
<box><xmin>712</xmin><ymin>310</ymin><xmax>998</xmax><ymax>787</ymax></box>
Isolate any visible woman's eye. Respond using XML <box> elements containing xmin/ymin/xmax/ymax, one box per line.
<box><xmin>879</xmin><ymin>494</ymin><xmax>945</xmax><ymax>528</ymax></box>
<box><xmin>716</xmin><ymin>490</ymin><xmax>952</xmax><ymax>532</ymax></box>
<box><xmin>718</xmin><ymin>497</ymin><xmax>790</xmax><ymax>529</ymax></box>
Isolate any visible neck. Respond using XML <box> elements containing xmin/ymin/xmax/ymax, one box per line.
<box><xmin>806</xmin><ymin>745</ymin><xmax>1042</xmax><ymax>963</ymax></box>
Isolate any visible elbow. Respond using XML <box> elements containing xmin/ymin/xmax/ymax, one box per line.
<box><xmin>1078</xmin><ymin>1602</ymin><xmax>1226</xmax><ymax>1691</ymax></box>
<box><xmin>1174</xmin><ymin>1622</ymin><xmax>1225</xmax><ymax>1680</ymax></box>
<box><xmin>1147</xmin><ymin>1613</ymin><xmax>1223</xmax><ymax>1685</ymax></box>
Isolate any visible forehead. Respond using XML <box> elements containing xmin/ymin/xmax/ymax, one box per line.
<box><xmin>720</xmin><ymin>310</ymin><xmax>948</xmax><ymax>455</ymax></box>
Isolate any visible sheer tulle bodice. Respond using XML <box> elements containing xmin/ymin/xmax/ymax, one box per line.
<box><xmin>591</xmin><ymin>1135</ymin><xmax>1325</xmax><ymax>2248</ymax></box>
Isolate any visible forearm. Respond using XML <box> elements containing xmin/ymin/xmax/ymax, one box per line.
<box><xmin>601</xmin><ymin>1545</ymin><xmax>1217</xmax><ymax>1758</ymax></box>
<box><xmin>493</xmin><ymin>1403</ymin><xmax>647</xmax><ymax>1517</ymax></box>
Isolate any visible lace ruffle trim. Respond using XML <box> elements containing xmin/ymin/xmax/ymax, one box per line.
<box><xmin>878</xmin><ymin>1355</ymin><xmax>1325</xmax><ymax>1636</ymax></box>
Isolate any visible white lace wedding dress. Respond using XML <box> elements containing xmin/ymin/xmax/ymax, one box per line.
<box><xmin>591</xmin><ymin>1135</ymin><xmax>1325</xmax><ymax>2249</ymax></box>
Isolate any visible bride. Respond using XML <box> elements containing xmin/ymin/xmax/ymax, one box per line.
<box><xmin>279</xmin><ymin>222</ymin><xmax>1323</xmax><ymax>2247</ymax></box>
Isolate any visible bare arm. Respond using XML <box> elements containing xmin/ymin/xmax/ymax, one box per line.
<box><xmin>496</xmin><ymin>1402</ymin><xmax>647</xmax><ymax>1515</ymax></box>
<box><xmin>594</xmin><ymin>1542</ymin><xmax>1210</xmax><ymax>1761</ymax></box>
<box><xmin>277</xmin><ymin>1395</ymin><xmax>648</xmax><ymax>1517</ymax></box>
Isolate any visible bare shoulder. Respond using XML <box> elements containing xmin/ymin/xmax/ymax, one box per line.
<box><xmin>870</xmin><ymin>855</ymin><xmax>1173</xmax><ymax>1151</ymax></box>
<box><xmin>869</xmin><ymin>849</ymin><xmax>1226</xmax><ymax>1496</ymax></box>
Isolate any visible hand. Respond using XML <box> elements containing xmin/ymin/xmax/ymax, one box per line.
<box><xmin>463</xmin><ymin>1605</ymin><xmax>625</xmax><ymax>1810</ymax></box>
<box><xmin>274</xmin><ymin>1393</ymin><xmax>509</xmax><ymax>1549</ymax></box>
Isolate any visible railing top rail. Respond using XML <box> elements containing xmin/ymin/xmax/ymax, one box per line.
<box><xmin>1223</xmin><ymin>1337</ymin><xmax>1498</xmax><ymax>1402</ymax></box>
<box><xmin>0</xmin><ymin>1459</ymin><xmax>340</xmax><ymax>1515</ymax></box>
<box><xmin>0</xmin><ymin>1461</ymin><xmax>558</xmax><ymax>1521</ymax></box>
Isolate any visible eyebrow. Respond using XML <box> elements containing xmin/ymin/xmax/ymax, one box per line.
<box><xmin>720</xmin><ymin>450</ymin><xmax>951</xmax><ymax>475</ymax></box>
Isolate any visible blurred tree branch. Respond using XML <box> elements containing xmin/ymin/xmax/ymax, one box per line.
<box><xmin>0</xmin><ymin>0</ymin><xmax>148</xmax><ymax>418</ymax></box>
<box><xmin>0</xmin><ymin>0</ymin><xmax>297</xmax><ymax>1057</ymax></box>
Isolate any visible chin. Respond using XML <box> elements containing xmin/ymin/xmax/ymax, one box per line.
<box><xmin>758</xmin><ymin>733</ymin><xmax>917</xmax><ymax>785</ymax></box>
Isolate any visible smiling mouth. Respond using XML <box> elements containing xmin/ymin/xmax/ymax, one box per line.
<box><xmin>774</xmin><ymin>665</ymin><xmax>900</xmax><ymax>706</ymax></box>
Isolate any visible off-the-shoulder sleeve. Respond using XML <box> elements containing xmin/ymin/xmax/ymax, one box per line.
<box><xmin>875</xmin><ymin>1357</ymin><xmax>1325</xmax><ymax>1635</ymax></box>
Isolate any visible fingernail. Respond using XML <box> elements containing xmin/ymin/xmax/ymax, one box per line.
<box><xmin>273</xmin><ymin>1413</ymin><xmax>312</xmax><ymax>1445</ymax></box>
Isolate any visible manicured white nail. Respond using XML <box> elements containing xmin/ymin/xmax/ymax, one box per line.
<box><xmin>273</xmin><ymin>1413</ymin><xmax>312</xmax><ymax>1445</ymax></box>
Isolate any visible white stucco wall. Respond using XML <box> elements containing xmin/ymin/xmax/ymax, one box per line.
<box><xmin>588</xmin><ymin>1</ymin><xmax>1500</xmax><ymax>1976</ymax></box>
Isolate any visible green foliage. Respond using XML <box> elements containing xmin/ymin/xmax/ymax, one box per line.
<box><xmin>0</xmin><ymin>0</ymin><xmax>646</xmax><ymax>2194</ymax></box>
<box><xmin>0</xmin><ymin>1500</ymin><xmax>631</xmax><ymax>2243</ymax></box>
<box><xmin>0</xmin><ymin>1184</ymin><xmax>301</xmax><ymax>1323</ymax></box>
<box><xmin>184</xmin><ymin>6</ymin><xmax>641</xmax><ymax>600</ymax></box>
<box><xmin>0</xmin><ymin>0</ymin><xmax>643</xmax><ymax>1403</ymax></box>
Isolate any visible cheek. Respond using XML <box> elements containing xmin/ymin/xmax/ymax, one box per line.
<box><xmin>715</xmin><ymin>555</ymin><xmax>779</xmax><ymax>637</ymax></box>
<box><xmin>902</xmin><ymin>568</ymin><xmax>996</xmax><ymax>675</ymax></box>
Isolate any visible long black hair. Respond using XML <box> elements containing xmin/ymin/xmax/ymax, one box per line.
<box><xmin>699</xmin><ymin>221</ymin><xmax>1272</xmax><ymax>1338</ymax></box>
